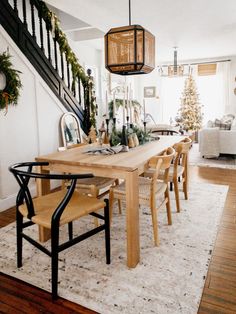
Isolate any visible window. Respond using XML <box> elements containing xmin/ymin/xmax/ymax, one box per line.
<box><xmin>160</xmin><ymin>76</ymin><xmax>185</xmax><ymax>123</ymax></box>
<box><xmin>196</xmin><ymin>74</ymin><xmax>224</xmax><ymax>123</ymax></box>
<box><xmin>160</xmin><ymin>68</ymin><xmax>226</xmax><ymax>125</ymax></box>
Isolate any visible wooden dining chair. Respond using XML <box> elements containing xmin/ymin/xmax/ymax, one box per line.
<box><xmin>60</xmin><ymin>113</ymin><xmax>121</xmax><ymax>216</ymax></box>
<box><xmin>109</xmin><ymin>147</ymin><xmax>175</xmax><ymax>246</ymax></box>
<box><xmin>9</xmin><ymin>161</ymin><xmax>110</xmax><ymax>300</ymax></box>
<box><xmin>145</xmin><ymin>137</ymin><xmax>192</xmax><ymax>212</ymax></box>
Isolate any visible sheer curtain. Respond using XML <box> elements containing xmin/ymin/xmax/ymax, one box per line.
<box><xmin>159</xmin><ymin>76</ymin><xmax>185</xmax><ymax>124</ymax></box>
<box><xmin>216</xmin><ymin>61</ymin><xmax>231</xmax><ymax>114</ymax></box>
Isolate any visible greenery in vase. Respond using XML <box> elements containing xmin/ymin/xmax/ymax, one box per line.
<box><xmin>129</xmin><ymin>125</ymin><xmax>152</xmax><ymax>144</ymax></box>
<box><xmin>109</xmin><ymin>124</ymin><xmax>151</xmax><ymax>146</ymax></box>
<box><xmin>109</xmin><ymin>128</ymin><xmax>122</xmax><ymax>146</ymax></box>
<box><xmin>108</xmin><ymin>99</ymin><xmax>141</xmax><ymax>120</ymax></box>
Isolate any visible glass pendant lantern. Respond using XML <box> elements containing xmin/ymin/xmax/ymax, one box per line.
<box><xmin>104</xmin><ymin>0</ymin><xmax>155</xmax><ymax>75</ymax></box>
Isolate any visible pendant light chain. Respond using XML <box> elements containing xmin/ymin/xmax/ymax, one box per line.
<box><xmin>129</xmin><ymin>0</ymin><xmax>131</xmax><ymax>26</ymax></box>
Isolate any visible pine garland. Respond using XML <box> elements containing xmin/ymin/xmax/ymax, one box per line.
<box><xmin>39</xmin><ymin>1</ymin><xmax>87</xmax><ymax>85</ymax></box>
<box><xmin>39</xmin><ymin>1</ymin><xmax>96</xmax><ymax>129</ymax></box>
<box><xmin>108</xmin><ymin>99</ymin><xmax>141</xmax><ymax>120</ymax></box>
<box><xmin>0</xmin><ymin>52</ymin><xmax>22</xmax><ymax>112</ymax></box>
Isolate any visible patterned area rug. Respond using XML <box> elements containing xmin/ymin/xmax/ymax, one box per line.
<box><xmin>0</xmin><ymin>182</ymin><xmax>228</xmax><ymax>314</ymax></box>
<box><xmin>189</xmin><ymin>143</ymin><xmax>236</xmax><ymax>169</ymax></box>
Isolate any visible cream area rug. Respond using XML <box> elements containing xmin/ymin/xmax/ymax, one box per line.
<box><xmin>189</xmin><ymin>143</ymin><xmax>236</xmax><ymax>169</ymax></box>
<box><xmin>0</xmin><ymin>182</ymin><xmax>228</xmax><ymax>314</ymax></box>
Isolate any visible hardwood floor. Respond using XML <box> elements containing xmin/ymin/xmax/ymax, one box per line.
<box><xmin>190</xmin><ymin>166</ymin><xmax>236</xmax><ymax>314</ymax></box>
<box><xmin>0</xmin><ymin>166</ymin><xmax>236</xmax><ymax>313</ymax></box>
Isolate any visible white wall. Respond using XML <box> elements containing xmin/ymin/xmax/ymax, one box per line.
<box><xmin>134</xmin><ymin>68</ymin><xmax>162</xmax><ymax>124</ymax></box>
<box><xmin>0</xmin><ymin>26</ymin><xmax>67</xmax><ymax>211</ymax></box>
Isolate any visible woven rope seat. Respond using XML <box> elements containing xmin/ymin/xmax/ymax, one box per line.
<box><xmin>111</xmin><ymin>177</ymin><xmax>167</xmax><ymax>202</ymax></box>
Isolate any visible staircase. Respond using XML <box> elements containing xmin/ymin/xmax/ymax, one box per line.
<box><xmin>0</xmin><ymin>0</ymin><xmax>91</xmax><ymax>133</ymax></box>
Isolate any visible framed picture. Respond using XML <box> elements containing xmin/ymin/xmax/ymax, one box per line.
<box><xmin>144</xmin><ymin>86</ymin><xmax>156</xmax><ymax>98</ymax></box>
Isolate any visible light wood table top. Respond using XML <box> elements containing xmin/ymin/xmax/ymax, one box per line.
<box><xmin>36</xmin><ymin>135</ymin><xmax>185</xmax><ymax>268</ymax></box>
<box><xmin>36</xmin><ymin>136</ymin><xmax>182</xmax><ymax>174</ymax></box>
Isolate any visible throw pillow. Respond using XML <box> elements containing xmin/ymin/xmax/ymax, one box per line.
<box><xmin>207</xmin><ymin>120</ymin><xmax>213</xmax><ymax>127</ymax></box>
<box><xmin>223</xmin><ymin>114</ymin><xmax>235</xmax><ymax>120</ymax></box>
<box><xmin>213</xmin><ymin>118</ymin><xmax>231</xmax><ymax>130</ymax></box>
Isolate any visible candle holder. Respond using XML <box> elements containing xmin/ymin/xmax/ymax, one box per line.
<box><xmin>143</xmin><ymin>121</ymin><xmax>147</xmax><ymax>134</ymax></box>
<box><xmin>126</xmin><ymin>115</ymin><xmax>130</xmax><ymax>128</ymax></box>
<box><xmin>113</xmin><ymin>117</ymin><xmax>116</xmax><ymax>130</ymax></box>
<box><xmin>121</xmin><ymin>125</ymin><xmax>128</xmax><ymax>146</ymax></box>
<box><xmin>105</xmin><ymin>118</ymin><xmax>110</xmax><ymax>135</ymax></box>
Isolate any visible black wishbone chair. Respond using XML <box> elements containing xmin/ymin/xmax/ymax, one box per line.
<box><xmin>9</xmin><ymin>161</ymin><xmax>110</xmax><ymax>300</ymax></box>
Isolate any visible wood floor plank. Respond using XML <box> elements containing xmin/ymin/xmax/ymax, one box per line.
<box><xmin>198</xmin><ymin>301</ymin><xmax>236</xmax><ymax>314</ymax></box>
<box><xmin>190</xmin><ymin>166</ymin><xmax>236</xmax><ymax>314</ymax></box>
<box><xmin>208</xmin><ymin>275</ymin><xmax>236</xmax><ymax>296</ymax></box>
<box><xmin>213</xmin><ymin>246</ymin><xmax>236</xmax><ymax>260</ymax></box>
<box><xmin>0</xmin><ymin>272</ymin><xmax>97</xmax><ymax>313</ymax></box>
<box><xmin>200</xmin><ymin>287</ymin><xmax>236</xmax><ymax>312</ymax></box>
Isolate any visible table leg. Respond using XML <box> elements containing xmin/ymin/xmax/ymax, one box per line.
<box><xmin>125</xmin><ymin>169</ymin><xmax>140</xmax><ymax>268</ymax></box>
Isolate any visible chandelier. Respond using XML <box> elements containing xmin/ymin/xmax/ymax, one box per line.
<box><xmin>104</xmin><ymin>0</ymin><xmax>155</xmax><ymax>75</ymax></box>
<box><xmin>159</xmin><ymin>47</ymin><xmax>189</xmax><ymax>77</ymax></box>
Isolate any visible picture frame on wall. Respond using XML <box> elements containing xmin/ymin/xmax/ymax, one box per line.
<box><xmin>144</xmin><ymin>86</ymin><xmax>156</xmax><ymax>98</ymax></box>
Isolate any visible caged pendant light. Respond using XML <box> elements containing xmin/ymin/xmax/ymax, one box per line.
<box><xmin>159</xmin><ymin>47</ymin><xmax>189</xmax><ymax>77</ymax></box>
<box><xmin>167</xmin><ymin>47</ymin><xmax>184</xmax><ymax>76</ymax></box>
<box><xmin>104</xmin><ymin>0</ymin><xmax>155</xmax><ymax>75</ymax></box>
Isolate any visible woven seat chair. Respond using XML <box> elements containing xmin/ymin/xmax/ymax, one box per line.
<box><xmin>9</xmin><ymin>161</ymin><xmax>110</xmax><ymax>300</ymax></box>
<box><xmin>145</xmin><ymin>137</ymin><xmax>192</xmax><ymax>212</ymax></box>
<box><xmin>60</xmin><ymin>113</ymin><xmax>121</xmax><ymax>215</ymax></box>
<box><xmin>109</xmin><ymin>147</ymin><xmax>175</xmax><ymax>246</ymax></box>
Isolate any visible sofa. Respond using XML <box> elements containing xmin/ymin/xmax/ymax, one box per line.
<box><xmin>199</xmin><ymin>114</ymin><xmax>236</xmax><ymax>158</ymax></box>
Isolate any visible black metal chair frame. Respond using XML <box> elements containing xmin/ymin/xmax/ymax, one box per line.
<box><xmin>9</xmin><ymin>161</ymin><xmax>110</xmax><ymax>300</ymax></box>
<box><xmin>151</xmin><ymin>129</ymin><xmax>180</xmax><ymax>136</ymax></box>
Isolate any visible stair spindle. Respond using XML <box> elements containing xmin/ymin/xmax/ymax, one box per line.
<box><xmin>60</xmin><ymin>51</ymin><xmax>64</xmax><ymax>80</ymax></box>
<box><xmin>67</xmin><ymin>60</ymin><xmax>70</xmax><ymax>89</ymax></box>
<box><xmin>73</xmin><ymin>84</ymin><xmax>76</xmax><ymax>98</ymax></box>
<box><xmin>78</xmin><ymin>77</ymin><xmax>81</xmax><ymax>104</ymax></box>
<box><xmin>13</xmin><ymin>0</ymin><xmax>18</xmax><ymax>14</ymax></box>
<box><xmin>22</xmin><ymin>0</ymin><xmax>27</xmax><ymax>27</ymax></box>
<box><xmin>46</xmin><ymin>25</ymin><xmax>52</xmax><ymax>63</ymax></box>
<box><xmin>38</xmin><ymin>8</ymin><xmax>44</xmax><ymax>52</ymax></box>
<box><xmin>54</xmin><ymin>38</ymin><xmax>58</xmax><ymax>72</ymax></box>
<box><xmin>30</xmin><ymin>0</ymin><xmax>36</xmax><ymax>40</ymax></box>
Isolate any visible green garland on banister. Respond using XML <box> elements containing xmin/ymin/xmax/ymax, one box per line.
<box><xmin>0</xmin><ymin>52</ymin><xmax>22</xmax><ymax>112</ymax></box>
<box><xmin>40</xmin><ymin>1</ymin><xmax>87</xmax><ymax>85</ymax></box>
<box><xmin>39</xmin><ymin>1</ymin><xmax>87</xmax><ymax>85</ymax></box>
<box><xmin>39</xmin><ymin>1</ymin><xmax>96</xmax><ymax>129</ymax></box>
<box><xmin>84</xmin><ymin>75</ymin><xmax>97</xmax><ymax>128</ymax></box>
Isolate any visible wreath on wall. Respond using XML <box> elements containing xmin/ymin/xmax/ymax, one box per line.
<box><xmin>0</xmin><ymin>52</ymin><xmax>22</xmax><ymax>114</ymax></box>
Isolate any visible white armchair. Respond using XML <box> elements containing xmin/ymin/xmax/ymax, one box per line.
<box><xmin>199</xmin><ymin>128</ymin><xmax>236</xmax><ymax>158</ymax></box>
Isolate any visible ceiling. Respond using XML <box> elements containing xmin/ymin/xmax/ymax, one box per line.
<box><xmin>46</xmin><ymin>0</ymin><xmax>236</xmax><ymax>64</ymax></box>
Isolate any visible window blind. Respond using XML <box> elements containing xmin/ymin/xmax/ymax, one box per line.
<box><xmin>198</xmin><ymin>63</ymin><xmax>217</xmax><ymax>76</ymax></box>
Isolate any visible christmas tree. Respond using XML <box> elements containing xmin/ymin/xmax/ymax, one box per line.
<box><xmin>178</xmin><ymin>75</ymin><xmax>203</xmax><ymax>131</ymax></box>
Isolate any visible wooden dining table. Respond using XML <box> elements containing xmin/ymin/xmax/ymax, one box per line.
<box><xmin>35</xmin><ymin>135</ymin><xmax>184</xmax><ymax>268</ymax></box>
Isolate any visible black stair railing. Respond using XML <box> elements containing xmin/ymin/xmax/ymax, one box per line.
<box><xmin>0</xmin><ymin>0</ymin><xmax>91</xmax><ymax>132</ymax></box>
